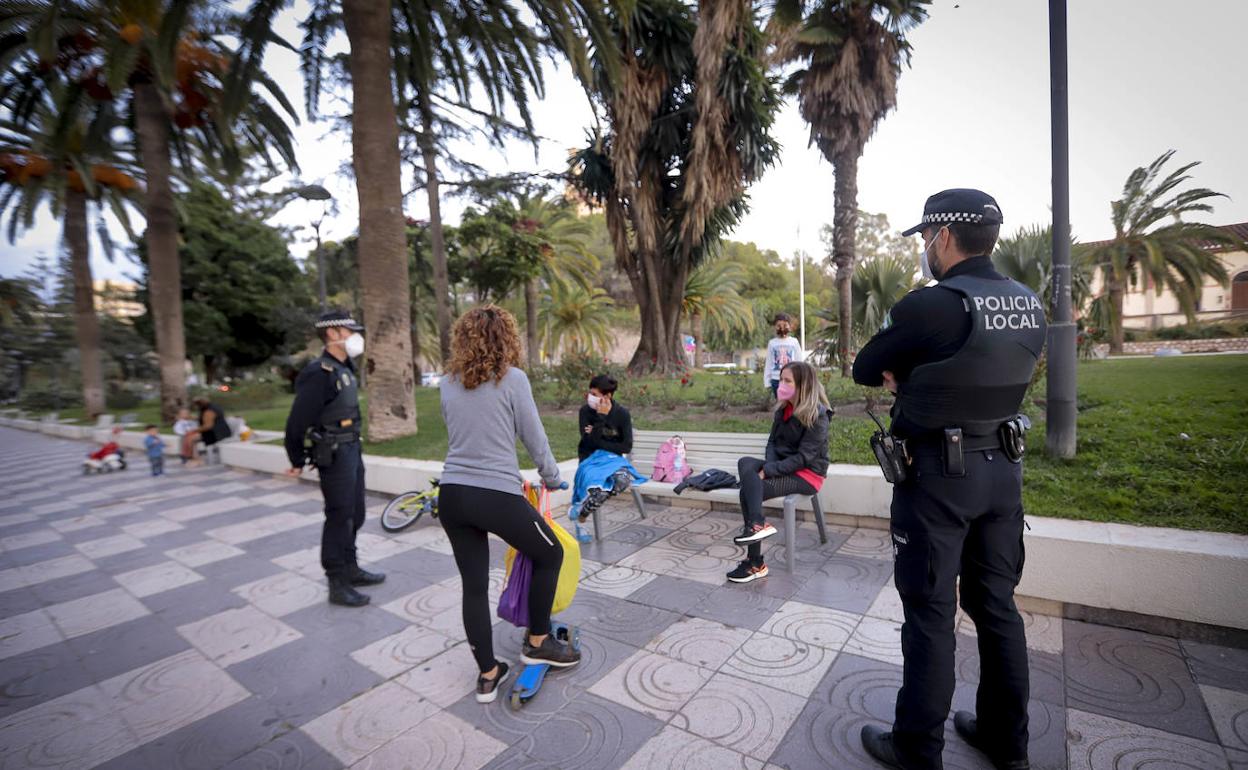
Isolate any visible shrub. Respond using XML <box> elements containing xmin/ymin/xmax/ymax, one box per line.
<box><xmin>543</xmin><ymin>353</ymin><xmax>627</xmax><ymax>408</ymax></box>
<box><xmin>706</xmin><ymin>374</ymin><xmax>769</xmax><ymax>411</ymax></box>
<box><xmin>19</xmin><ymin>388</ymin><xmax>82</xmax><ymax>412</ymax></box>
<box><xmin>105</xmin><ymin>384</ymin><xmax>143</xmax><ymax>410</ymax></box>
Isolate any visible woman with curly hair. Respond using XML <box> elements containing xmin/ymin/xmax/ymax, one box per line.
<box><xmin>438</xmin><ymin>304</ymin><xmax>578</xmax><ymax>703</ymax></box>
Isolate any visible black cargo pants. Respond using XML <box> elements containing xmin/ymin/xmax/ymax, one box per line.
<box><xmin>889</xmin><ymin>447</ymin><xmax>1030</xmax><ymax>769</ymax></box>
<box><xmin>318</xmin><ymin>439</ymin><xmax>366</xmax><ymax>579</ymax></box>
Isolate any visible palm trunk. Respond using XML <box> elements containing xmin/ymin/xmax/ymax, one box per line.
<box><xmin>525</xmin><ymin>277</ymin><xmax>540</xmax><ymax>368</ymax></box>
<box><xmin>134</xmin><ymin>82</ymin><xmax>188</xmax><ymax>423</ymax></box>
<box><xmin>410</xmin><ymin>319</ymin><xmax>422</xmax><ymax>379</ymax></box>
<box><xmin>416</xmin><ymin>95</ymin><xmax>453</xmax><ymax>363</ymax></box>
<box><xmin>64</xmin><ymin>190</ymin><xmax>105</xmax><ymax>419</ymax></box>
<box><xmin>832</xmin><ymin>149</ymin><xmax>859</xmax><ymax>376</ymax></box>
<box><xmin>692</xmin><ymin>312</ymin><xmax>704</xmax><ymax>368</ymax></box>
<box><xmin>343</xmin><ymin>0</ymin><xmax>418</xmax><ymax>440</ymax></box>
<box><xmin>1108</xmin><ymin>275</ymin><xmax>1126</xmax><ymax>355</ymax></box>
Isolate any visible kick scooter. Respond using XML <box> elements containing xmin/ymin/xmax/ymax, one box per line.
<box><xmin>508</xmin><ymin>621</ymin><xmax>581</xmax><ymax>710</ymax></box>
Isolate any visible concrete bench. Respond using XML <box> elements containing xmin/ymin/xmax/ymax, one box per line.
<box><xmin>625</xmin><ymin>429</ymin><xmax>829</xmax><ymax>573</ymax></box>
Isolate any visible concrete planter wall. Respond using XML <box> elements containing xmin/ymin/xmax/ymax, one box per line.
<box><xmin>3</xmin><ymin>415</ymin><xmax>1245</xmax><ymax>632</ymax></box>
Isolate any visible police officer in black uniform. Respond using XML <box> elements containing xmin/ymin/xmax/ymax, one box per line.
<box><xmin>285</xmin><ymin>310</ymin><xmax>385</xmax><ymax>608</ymax></box>
<box><xmin>853</xmin><ymin>190</ymin><xmax>1045</xmax><ymax>770</ymax></box>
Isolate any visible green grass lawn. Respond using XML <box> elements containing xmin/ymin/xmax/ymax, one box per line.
<box><xmin>1023</xmin><ymin>355</ymin><xmax>1247</xmax><ymax>534</ymax></box>
<box><xmin>30</xmin><ymin>355</ymin><xmax>1246</xmax><ymax>534</ymax></box>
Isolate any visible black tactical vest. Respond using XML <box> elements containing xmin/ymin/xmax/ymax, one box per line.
<box><xmin>319</xmin><ymin>355</ymin><xmax>361</xmax><ymax>430</ymax></box>
<box><xmin>896</xmin><ymin>274</ymin><xmax>1047</xmax><ymax>436</ymax></box>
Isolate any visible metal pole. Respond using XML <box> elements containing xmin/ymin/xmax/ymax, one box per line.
<box><xmin>798</xmin><ymin>250</ymin><xmax>806</xmax><ymax>355</ymax></box>
<box><xmin>1046</xmin><ymin>0</ymin><xmax>1077</xmax><ymax>458</ymax></box>
<box><xmin>314</xmin><ymin>219</ymin><xmax>327</xmax><ymax>311</ymax></box>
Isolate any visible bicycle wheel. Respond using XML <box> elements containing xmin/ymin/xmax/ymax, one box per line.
<box><xmin>380</xmin><ymin>492</ymin><xmax>429</xmax><ymax>532</ymax></box>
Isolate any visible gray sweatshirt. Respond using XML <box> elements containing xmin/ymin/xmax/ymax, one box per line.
<box><xmin>439</xmin><ymin>367</ymin><xmax>562</xmax><ymax>496</ymax></box>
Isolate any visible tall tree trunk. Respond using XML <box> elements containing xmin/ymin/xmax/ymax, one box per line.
<box><xmin>204</xmin><ymin>354</ymin><xmax>217</xmax><ymax>385</ymax></box>
<box><xmin>417</xmin><ymin>95</ymin><xmax>453</xmax><ymax>363</ymax></box>
<box><xmin>410</xmin><ymin>316</ymin><xmax>423</xmax><ymax>379</ymax></box>
<box><xmin>832</xmin><ymin>149</ymin><xmax>859</xmax><ymax>376</ymax></box>
<box><xmin>692</xmin><ymin>312</ymin><xmax>704</xmax><ymax>368</ymax></box>
<box><xmin>64</xmin><ymin>190</ymin><xmax>105</xmax><ymax>419</ymax></box>
<box><xmin>1108</xmin><ymin>274</ymin><xmax>1126</xmax><ymax>355</ymax></box>
<box><xmin>525</xmin><ymin>277</ymin><xmax>540</xmax><ymax>368</ymax></box>
<box><xmin>134</xmin><ymin>82</ymin><xmax>188</xmax><ymax>423</ymax></box>
<box><xmin>343</xmin><ymin>0</ymin><xmax>418</xmax><ymax>440</ymax></box>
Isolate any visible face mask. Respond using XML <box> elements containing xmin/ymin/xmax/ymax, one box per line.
<box><xmin>587</xmin><ymin>393</ymin><xmax>602</xmax><ymax>410</ymax></box>
<box><xmin>344</xmin><ymin>332</ymin><xmax>365</xmax><ymax>358</ymax></box>
<box><xmin>921</xmin><ymin>229</ymin><xmax>943</xmax><ymax>281</ymax></box>
<box><xmin>777</xmin><ymin>381</ymin><xmax>796</xmax><ymax>402</ymax></box>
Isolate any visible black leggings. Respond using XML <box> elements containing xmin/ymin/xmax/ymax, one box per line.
<box><xmin>737</xmin><ymin>457</ymin><xmax>816</xmax><ymax>565</ymax></box>
<box><xmin>438</xmin><ymin>483</ymin><xmax>564</xmax><ymax>673</ymax></box>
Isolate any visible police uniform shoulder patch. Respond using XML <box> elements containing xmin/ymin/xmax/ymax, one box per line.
<box><xmin>320</xmin><ymin>361</ymin><xmax>334</xmax><ymax>373</ymax></box>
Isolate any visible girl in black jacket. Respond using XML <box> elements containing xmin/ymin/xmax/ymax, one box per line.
<box><xmin>728</xmin><ymin>361</ymin><xmax>832</xmax><ymax>583</ymax></box>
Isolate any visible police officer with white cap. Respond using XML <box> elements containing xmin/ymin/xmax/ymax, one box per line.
<box><xmin>285</xmin><ymin>310</ymin><xmax>385</xmax><ymax>607</ymax></box>
<box><xmin>853</xmin><ymin>189</ymin><xmax>1045</xmax><ymax>770</ymax></box>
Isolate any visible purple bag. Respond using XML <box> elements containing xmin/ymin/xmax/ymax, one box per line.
<box><xmin>497</xmin><ymin>552</ymin><xmax>533</xmax><ymax>628</ymax></box>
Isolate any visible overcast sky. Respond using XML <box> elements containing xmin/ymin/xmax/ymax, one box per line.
<box><xmin>2</xmin><ymin>0</ymin><xmax>1245</xmax><ymax>284</ymax></box>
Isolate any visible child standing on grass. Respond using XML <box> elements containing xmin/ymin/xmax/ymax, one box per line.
<box><xmin>143</xmin><ymin>424</ymin><xmax>165</xmax><ymax>476</ymax></box>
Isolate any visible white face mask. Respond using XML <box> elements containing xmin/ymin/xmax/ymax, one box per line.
<box><xmin>920</xmin><ymin>228</ymin><xmax>944</xmax><ymax>281</ymax></box>
<box><xmin>344</xmin><ymin>332</ymin><xmax>365</xmax><ymax>358</ymax></box>
<box><xmin>587</xmin><ymin>393</ymin><xmax>602</xmax><ymax>410</ymax></box>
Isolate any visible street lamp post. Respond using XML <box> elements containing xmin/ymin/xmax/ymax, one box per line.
<box><xmin>1046</xmin><ymin>0</ymin><xmax>1077</xmax><ymax>458</ymax></box>
<box><xmin>296</xmin><ymin>185</ymin><xmax>334</xmax><ymax>312</ymax></box>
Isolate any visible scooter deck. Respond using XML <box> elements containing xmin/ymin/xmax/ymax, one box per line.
<box><xmin>508</xmin><ymin>623</ymin><xmax>581</xmax><ymax>710</ymax></box>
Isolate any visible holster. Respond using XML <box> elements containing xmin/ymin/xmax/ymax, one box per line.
<box><xmin>305</xmin><ymin>427</ymin><xmax>356</xmax><ymax>469</ymax></box>
<box><xmin>999</xmin><ymin>414</ymin><xmax>1031</xmax><ymax>463</ymax></box>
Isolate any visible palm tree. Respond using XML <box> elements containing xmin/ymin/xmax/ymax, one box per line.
<box><xmin>992</xmin><ymin>224</ymin><xmax>1094</xmax><ymax>321</ymax></box>
<box><xmin>4</xmin><ymin>1</ymin><xmax>299</xmax><ymax>421</ymax></box>
<box><xmin>569</xmin><ymin>0</ymin><xmax>779</xmax><ymax>373</ymax></box>
<box><xmin>540</xmin><ymin>280</ymin><xmax>615</xmax><ymax>359</ymax></box>
<box><xmin>512</xmin><ymin>193</ymin><xmax>595</xmax><ymax>366</ymax></box>
<box><xmin>814</xmin><ymin>253</ymin><xmax>917</xmax><ymax>365</ymax></box>
<box><xmin>773</xmin><ymin>0</ymin><xmax>929</xmax><ymax>376</ymax></box>
<box><xmin>1</xmin><ymin>64</ymin><xmax>142</xmax><ymax>421</ymax></box>
<box><xmin>682</xmin><ymin>260</ymin><xmax>754</xmax><ymax>367</ymax></box>
<box><xmin>1086</xmin><ymin>150</ymin><xmax>1243</xmax><ymax>354</ymax></box>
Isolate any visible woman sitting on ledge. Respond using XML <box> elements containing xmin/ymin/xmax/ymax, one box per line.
<box><xmin>728</xmin><ymin>361</ymin><xmax>831</xmax><ymax>583</ymax></box>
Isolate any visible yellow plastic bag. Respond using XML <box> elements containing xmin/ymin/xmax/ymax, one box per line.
<box><xmin>507</xmin><ymin>482</ymin><xmax>580</xmax><ymax>615</ymax></box>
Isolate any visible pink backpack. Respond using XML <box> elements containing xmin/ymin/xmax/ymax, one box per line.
<box><xmin>652</xmin><ymin>436</ymin><xmax>692</xmax><ymax>483</ymax></box>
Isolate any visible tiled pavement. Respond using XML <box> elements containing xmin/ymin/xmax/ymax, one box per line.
<box><xmin>0</xmin><ymin>427</ymin><xmax>1245</xmax><ymax>769</ymax></box>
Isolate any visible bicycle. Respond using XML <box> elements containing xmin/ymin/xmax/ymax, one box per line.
<box><xmin>380</xmin><ymin>479</ymin><xmax>440</xmax><ymax>533</ymax></box>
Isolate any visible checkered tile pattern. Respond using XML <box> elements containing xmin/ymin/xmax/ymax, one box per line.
<box><xmin>1</xmin><ymin>426</ymin><xmax>1245</xmax><ymax>769</ymax></box>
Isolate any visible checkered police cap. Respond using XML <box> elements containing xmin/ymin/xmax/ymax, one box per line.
<box><xmin>901</xmin><ymin>189</ymin><xmax>1004</xmax><ymax>236</ymax></box>
<box><xmin>314</xmin><ymin>310</ymin><xmax>364</xmax><ymax>332</ymax></box>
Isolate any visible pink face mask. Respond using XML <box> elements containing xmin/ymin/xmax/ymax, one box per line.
<box><xmin>777</xmin><ymin>382</ymin><xmax>796</xmax><ymax>402</ymax></box>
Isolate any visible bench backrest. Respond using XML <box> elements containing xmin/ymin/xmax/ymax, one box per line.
<box><xmin>631</xmin><ymin>429</ymin><xmax>769</xmax><ymax>478</ymax></box>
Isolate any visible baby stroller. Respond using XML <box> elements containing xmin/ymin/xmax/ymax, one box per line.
<box><xmin>83</xmin><ymin>442</ymin><xmax>127</xmax><ymax>474</ymax></box>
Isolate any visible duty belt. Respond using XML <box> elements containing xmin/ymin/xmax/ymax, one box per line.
<box><xmin>905</xmin><ymin>433</ymin><xmax>1002</xmax><ymax>454</ymax></box>
<box><xmin>319</xmin><ymin>427</ymin><xmax>361</xmax><ymax>443</ymax></box>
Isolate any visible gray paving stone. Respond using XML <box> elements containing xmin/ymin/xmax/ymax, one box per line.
<box><xmin>29</xmin><ymin>568</ymin><xmax>119</xmax><ymax>605</ymax></box>
<box><xmin>101</xmin><ymin>696</ymin><xmax>292</xmax><ymax>770</ymax></box>
<box><xmin>688</xmin><ymin>585</ymin><xmax>786</xmax><ymax>631</ymax></box>
<box><xmin>625</xmin><ymin>575</ymin><xmax>716</xmax><ymax>615</ymax></box>
<box><xmin>1065</xmin><ymin>708</ymin><xmax>1227</xmax><ymax>769</ymax></box>
<box><xmin>227</xmin><ymin>635</ymin><xmax>383</xmax><ymax>726</ymax></box>
<box><xmin>1</xmin><ymin>540</ymin><xmax>76</xmax><ymax>568</ymax></box>
<box><xmin>1184</xmin><ymin>639</ymin><xmax>1248</xmax><ymax>694</ymax></box>
<box><xmin>221</xmin><ymin>727</ymin><xmax>342</xmax><ymax>770</ymax></box>
<box><xmin>513</xmin><ymin>692</ymin><xmax>664</xmax><ymax>770</ymax></box>
<box><xmin>1063</xmin><ymin>619</ymin><xmax>1217</xmax><ymax>742</ymax></box>
<box><xmin>283</xmin><ymin>602</ymin><xmax>410</xmax><ymax>654</ymax></box>
<box><xmin>67</xmin><ymin>613</ymin><xmax>192</xmax><ymax>681</ymax></box>
<box><xmin>195</xmin><ymin>554</ymin><xmax>286</xmax><ymax>587</ymax></box>
<box><xmin>564</xmin><ymin>592</ymin><xmax>680</xmax><ymax>649</ymax></box>
<box><xmin>0</xmin><ymin>642</ymin><xmax>96</xmax><ymax>719</ymax></box>
<box><xmin>480</xmin><ymin>748</ymin><xmax>561</xmax><ymax>770</ymax></box>
<box><xmin>790</xmin><ymin>554</ymin><xmax>894</xmax><ymax>614</ymax></box>
<box><xmin>141</xmin><ymin>578</ymin><xmax>250</xmax><ymax>627</ymax></box>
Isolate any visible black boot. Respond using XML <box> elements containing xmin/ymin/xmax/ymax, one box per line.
<box><xmin>860</xmin><ymin>725</ymin><xmax>904</xmax><ymax>769</ymax></box>
<box><xmin>328</xmin><ymin>576</ymin><xmax>370</xmax><ymax>607</ymax></box>
<box><xmin>348</xmin><ymin>566</ymin><xmax>386</xmax><ymax>586</ymax></box>
<box><xmin>953</xmin><ymin>712</ymin><xmax>1030</xmax><ymax>770</ymax></box>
